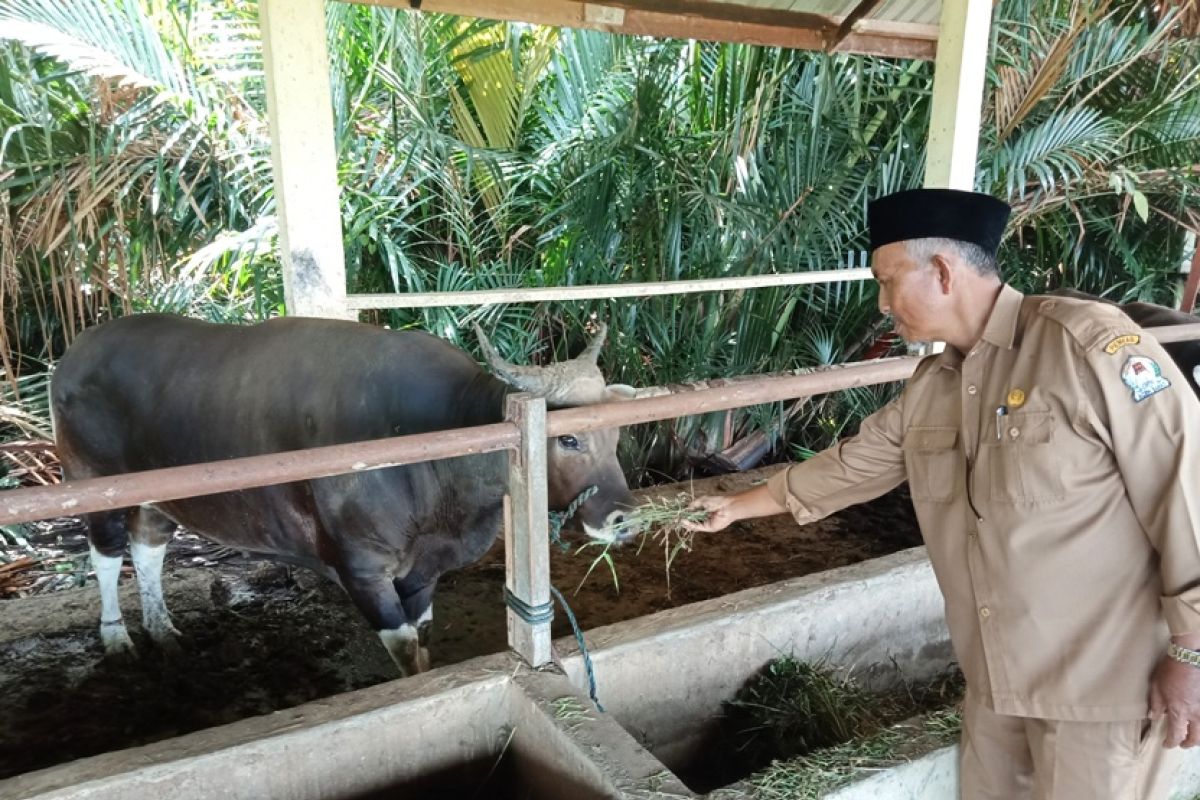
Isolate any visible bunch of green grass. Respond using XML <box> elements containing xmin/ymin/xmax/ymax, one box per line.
<box><xmin>573</xmin><ymin>493</ymin><xmax>709</xmax><ymax>595</ymax></box>
<box><xmin>747</xmin><ymin>705</ymin><xmax>962</xmax><ymax>800</ymax></box>
<box><xmin>719</xmin><ymin>658</ymin><xmax>965</xmax><ymax>798</ymax></box>
<box><xmin>630</xmin><ymin>493</ymin><xmax>710</xmax><ymax>597</ymax></box>
<box><xmin>726</xmin><ymin>658</ymin><xmax>879</xmax><ymax>762</ymax></box>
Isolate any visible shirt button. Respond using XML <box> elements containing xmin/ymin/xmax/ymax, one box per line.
<box><xmin>980</xmin><ymin>606</ymin><xmax>991</xmax><ymax>619</ymax></box>
<box><xmin>967</xmin><ymin>384</ymin><xmax>978</xmax><ymax>395</ymax></box>
<box><xmin>1009</xmin><ymin>427</ymin><xmax>1020</xmax><ymax>439</ymax></box>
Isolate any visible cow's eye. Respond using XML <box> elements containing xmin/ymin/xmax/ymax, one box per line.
<box><xmin>558</xmin><ymin>435</ymin><xmax>580</xmax><ymax>450</ymax></box>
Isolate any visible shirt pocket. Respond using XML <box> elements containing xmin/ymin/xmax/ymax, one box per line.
<box><xmin>903</xmin><ymin>426</ymin><xmax>960</xmax><ymax>504</ymax></box>
<box><xmin>986</xmin><ymin>410</ymin><xmax>1066</xmax><ymax>505</ymax></box>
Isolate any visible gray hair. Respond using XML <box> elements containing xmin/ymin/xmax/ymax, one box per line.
<box><xmin>905</xmin><ymin>237</ymin><xmax>998</xmax><ymax>277</ymax></box>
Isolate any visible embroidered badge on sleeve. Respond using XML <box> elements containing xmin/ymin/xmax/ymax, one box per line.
<box><xmin>1104</xmin><ymin>334</ymin><xmax>1141</xmax><ymax>355</ymax></box>
<box><xmin>1121</xmin><ymin>355</ymin><xmax>1171</xmax><ymax>402</ymax></box>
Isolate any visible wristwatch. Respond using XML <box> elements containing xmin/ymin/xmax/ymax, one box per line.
<box><xmin>1167</xmin><ymin>642</ymin><xmax>1200</xmax><ymax>668</ymax></box>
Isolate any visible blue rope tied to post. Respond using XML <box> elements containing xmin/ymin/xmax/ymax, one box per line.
<box><xmin>504</xmin><ymin>483</ymin><xmax>605</xmax><ymax>710</ymax></box>
<box><xmin>550</xmin><ymin>585</ymin><xmax>605</xmax><ymax>712</ymax></box>
<box><xmin>503</xmin><ymin>588</ymin><xmax>554</xmax><ymax>624</ymax></box>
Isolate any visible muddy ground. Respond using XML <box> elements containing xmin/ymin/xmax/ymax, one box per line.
<box><xmin>0</xmin><ymin>466</ymin><xmax>922</xmax><ymax>781</ymax></box>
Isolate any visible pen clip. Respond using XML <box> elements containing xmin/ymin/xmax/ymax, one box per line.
<box><xmin>995</xmin><ymin>405</ymin><xmax>1008</xmax><ymax>440</ymax></box>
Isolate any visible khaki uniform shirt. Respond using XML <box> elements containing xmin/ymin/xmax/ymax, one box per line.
<box><xmin>767</xmin><ymin>285</ymin><xmax>1200</xmax><ymax>721</ymax></box>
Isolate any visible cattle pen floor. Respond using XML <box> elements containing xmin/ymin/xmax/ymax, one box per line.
<box><xmin>0</xmin><ymin>466</ymin><xmax>922</xmax><ymax>781</ymax></box>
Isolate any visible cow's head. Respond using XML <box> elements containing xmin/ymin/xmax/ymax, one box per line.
<box><xmin>476</xmin><ymin>323</ymin><xmax>639</xmax><ymax>544</ymax></box>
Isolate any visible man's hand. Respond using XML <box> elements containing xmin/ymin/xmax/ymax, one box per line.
<box><xmin>682</xmin><ymin>495</ymin><xmax>740</xmax><ymax>533</ymax></box>
<box><xmin>1149</xmin><ymin>640</ymin><xmax>1200</xmax><ymax>748</ymax></box>
<box><xmin>681</xmin><ymin>484</ymin><xmax>788</xmax><ymax>533</ymax></box>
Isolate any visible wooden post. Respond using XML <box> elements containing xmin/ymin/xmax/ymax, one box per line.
<box><xmin>1180</xmin><ymin>233</ymin><xmax>1200</xmax><ymax>312</ymax></box>
<box><xmin>259</xmin><ymin>0</ymin><xmax>353</xmax><ymax>319</ymax></box>
<box><xmin>915</xmin><ymin>0</ymin><xmax>994</xmax><ymax>356</ymax></box>
<box><xmin>504</xmin><ymin>394</ymin><xmax>553</xmax><ymax>667</ymax></box>
<box><xmin>923</xmin><ymin>0</ymin><xmax>994</xmax><ymax>191</ymax></box>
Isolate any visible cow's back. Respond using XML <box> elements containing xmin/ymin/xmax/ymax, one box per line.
<box><xmin>52</xmin><ymin>314</ymin><xmax>506</xmax><ymax>560</ymax></box>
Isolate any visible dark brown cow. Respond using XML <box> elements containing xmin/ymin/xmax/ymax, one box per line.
<box><xmin>51</xmin><ymin>316</ymin><xmax>636</xmax><ymax>675</ymax></box>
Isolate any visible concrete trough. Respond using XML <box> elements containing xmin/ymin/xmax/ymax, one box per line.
<box><xmin>7</xmin><ymin>546</ymin><xmax>1200</xmax><ymax>799</ymax></box>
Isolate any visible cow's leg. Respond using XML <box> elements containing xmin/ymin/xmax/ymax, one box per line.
<box><xmin>86</xmin><ymin>510</ymin><xmax>136</xmax><ymax>656</ymax></box>
<box><xmin>394</xmin><ymin>573</ymin><xmax>437</xmax><ymax>674</ymax></box>
<box><xmin>338</xmin><ymin>569</ymin><xmax>426</xmax><ymax>676</ymax></box>
<box><xmin>129</xmin><ymin>506</ymin><xmax>182</xmax><ymax>651</ymax></box>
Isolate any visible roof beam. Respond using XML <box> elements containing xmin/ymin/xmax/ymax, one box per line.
<box><xmin>353</xmin><ymin>0</ymin><xmax>938</xmax><ymax>60</ymax></box>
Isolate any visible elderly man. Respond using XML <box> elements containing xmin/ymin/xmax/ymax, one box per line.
<box><xmin>686</xmin><ymin>188</ymin><xmax>1200</xmax><ymax>799</ymax></box>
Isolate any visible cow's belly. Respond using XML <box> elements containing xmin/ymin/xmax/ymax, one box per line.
<box><xmin>153</xmin><ymin>484</ymin><xmax>327</xmax><ymax>572</ymax></box>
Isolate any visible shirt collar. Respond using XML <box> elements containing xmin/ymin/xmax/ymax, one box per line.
<box><xmin>981</xmin><ymin>284</ymin><xmax>1024</xmax><ymax>350</ymax></box>
<box><xmin>936</xmin><ymin>283</ymin><xmax>1024</xmax><ymax>371</ymax></box>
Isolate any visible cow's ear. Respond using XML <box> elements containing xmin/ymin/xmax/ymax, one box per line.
<box><xmin>605</xmin><ymin>384</ymin><xmax>638</xmax><ymax>401</ymax></box>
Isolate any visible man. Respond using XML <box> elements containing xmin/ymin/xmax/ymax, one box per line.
<box><xmin>685</xmin><ymin>188</ymin><xmax>1200</xmax><ymax>799</ymax></box>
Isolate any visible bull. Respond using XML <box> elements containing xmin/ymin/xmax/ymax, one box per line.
<box><xmin>51</xmin><ymin>315</ymin><xmax>637</xmax><ymax>675</ymax></box>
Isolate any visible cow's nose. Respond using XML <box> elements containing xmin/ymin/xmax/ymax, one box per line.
<box><xmin>604</xmin><ymin>510</ymin><xmax>641</xmax><ymax>541</ymax></box>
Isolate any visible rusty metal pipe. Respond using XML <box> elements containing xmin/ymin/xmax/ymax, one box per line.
<box><xmin>548</xmin><ymin>356</ymin><xmax>921</xmax><ymax>436</ymax></box>
<box><xmin>0</xmin><ymin>423</ymin><xmax>519</xmax><ymax>526</ymax></box>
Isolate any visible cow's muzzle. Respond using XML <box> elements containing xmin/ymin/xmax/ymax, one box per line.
<box><xmin>583</xmin><ymin>508</ymin><xmax>643</xmax><ymax>545</ymax></box>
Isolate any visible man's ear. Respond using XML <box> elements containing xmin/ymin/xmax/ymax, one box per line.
<box><xmin>931</xmin><ymin>253</ymin><xmax>955</xmax><ymax>295</ymax></box>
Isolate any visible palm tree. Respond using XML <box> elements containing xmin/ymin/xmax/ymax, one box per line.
<box><xmin>2</xmin><ymin>0</ymin><xmax>1198</xmax><ymax>481</ymax></box>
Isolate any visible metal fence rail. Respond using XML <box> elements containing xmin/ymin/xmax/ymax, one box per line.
<box><xmin>344</xmin><ymin>268</ymin><xmax>874</xmax><ymax>310</ymax></box>
<box><xmin>0</xmin><ymin>355</ymin><xmax>921</xmax><ymax>526</ymax></box>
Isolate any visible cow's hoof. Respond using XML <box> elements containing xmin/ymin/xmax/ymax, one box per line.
<box><xmin>100</xmin><ymin>628</ymin><xmax>137</xmax><ymax>659</ymax></box>
<box><xmin>148</xmin><ymin>625</ymin><xmax>184</xmax><ymax>654</ymax></box>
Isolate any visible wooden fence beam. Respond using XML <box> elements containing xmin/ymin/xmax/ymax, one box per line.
<box><xmin>504</xmin><ymin>394</ymin><xmax>553</xmax><ymax>668</ymax></box>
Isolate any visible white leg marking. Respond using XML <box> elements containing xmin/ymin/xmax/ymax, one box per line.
<box><xmin>90</xmin><ymin>544</ymin><xmax>135</xmax><ymax>656</ymax></box>
<box><xmin>416</xmin><ymin>603</ymin><xmax>433</xmax><ymax>673</ymax></box>
<box><xmin>378</xmin><ymin>624</ymin><xmax>427</xmax><ymax>676</ymax></box>
<box><xmin>131</xmin><ymin>540</ymin><xmax>182</xmax><ymax>648</ymax></box>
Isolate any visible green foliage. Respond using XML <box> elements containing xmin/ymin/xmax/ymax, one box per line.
<box><xmin>2</xmin><ymin>0</ymin><xmax>1198</xmax><ymax>479</ymax></box>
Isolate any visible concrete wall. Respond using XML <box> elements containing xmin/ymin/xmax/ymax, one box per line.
<box><xmin>8</xmin><ymin>546</ymin><xmax>1198</xmax><ymax>800</ymax></box>
<box><xmin>557</xmin><ymin>547</ymin><xmax>952</xmax><ymax>770</ymax></box>
<box><xmin>821</xmin><ymin>744</ymin><xmax>1200</xmax><ymax>800</ymax></box>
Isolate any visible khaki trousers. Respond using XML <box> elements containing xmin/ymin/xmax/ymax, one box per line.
<box><xmin>959</xmin><ymin>690</ymin><xmax>1184</xmax><ymax>800</ymax></box>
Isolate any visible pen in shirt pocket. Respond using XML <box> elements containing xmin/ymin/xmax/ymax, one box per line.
<box><xmin>995</xmin><ymin>405</ymin><xmax>1008</xmax><ymax>441</ymax></box>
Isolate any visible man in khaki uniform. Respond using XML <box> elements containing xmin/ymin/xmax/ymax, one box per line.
<box><xmin>686</xmin><ymin>188</ymin><xmax>1200</xmax><ymax>799</ymax></box>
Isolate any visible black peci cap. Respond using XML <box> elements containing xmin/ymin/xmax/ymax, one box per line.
<box><xmin>867</xmin><ymin>189</ymin><xmax>1011</xmax><ymax>256</ymax></box>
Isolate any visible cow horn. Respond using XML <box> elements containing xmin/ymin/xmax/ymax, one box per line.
<box><xmin>472</xmin><ymin>323</ymin><xmax>550</xmax><ymax>394</ymax></box>
<box><xmin>576</xmin><ymin>322</ymin><xmax>607</xmax><ymax>365</ymax></box>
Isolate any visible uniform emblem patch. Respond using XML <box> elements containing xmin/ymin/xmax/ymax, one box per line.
<box><xmin>1104</xmin><ymin>334</ymin><xmax>1140</xmax><ymax>355</ymax></box>
<box><xmin>1121</xmin><ymin>356</ymin><xmax>1170</xmax><ymax>402</ymax></box>
<box><xmin>1006</xmin><ymin>388</ymin><xmax>1026</xmax><ymax>408</ymax></box>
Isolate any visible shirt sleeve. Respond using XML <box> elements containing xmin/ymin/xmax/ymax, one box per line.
<box><xmin>765</xmin><ymin>396</ymin><xmax>908</xmax><ymax>525</ymax></box>
<box><xmin>1077</xmin><ymin>326</ymin><xmax>1200</xmax><ymax>636</ymax></box>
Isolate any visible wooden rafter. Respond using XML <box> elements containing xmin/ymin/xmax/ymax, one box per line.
<box><xmin>827</xmin><ymin>0</ymin><xmax>889</xmax><ymax>52</ymax></box>
<box><xmin>354</xmin><ymin>0</ymin><xmax>939</xmax><ymax>60</ymax></box>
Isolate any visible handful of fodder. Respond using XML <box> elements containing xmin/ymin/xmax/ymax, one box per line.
<box><xmin>628</xmin><ymin>493</ymin><xmax>711</xmax><ymax>597</ymax></box>
<box><xmin>573</xmin><ymin>493</ymin><xmax>710</xmax><ymax>596</ymax></box>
